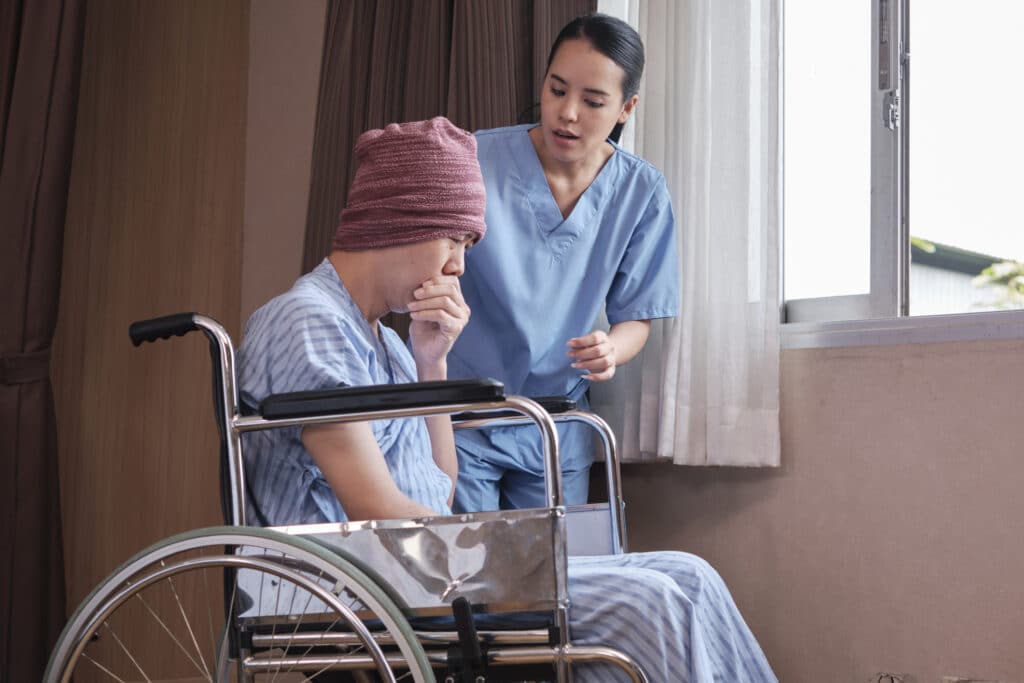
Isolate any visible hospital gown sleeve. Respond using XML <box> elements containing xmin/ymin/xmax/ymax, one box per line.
<box><xmin>238</xmin><ymin>294</ymin><xmax>371</xmax><ymax>408</ymax></box>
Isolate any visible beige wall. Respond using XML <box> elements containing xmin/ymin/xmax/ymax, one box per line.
<box><xmin>623</xmin><ymin>339</ymin><xmax>1024</xmax><ymax>682</ymax></box>
<box><xmin>242</xmin><ymin>0</ymin><xmax>325</xmax><ymax>322</ymax></box>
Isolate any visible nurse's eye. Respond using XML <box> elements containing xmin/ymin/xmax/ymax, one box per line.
<box><xmin>549</xmin><ymin>86</ymin><xmax>566</xmax><ymax>97</ymax></box>
<box><xmin>585</xmin><ymin>100</ymin><xmax>605</xmax><ymax>109</ymax></box>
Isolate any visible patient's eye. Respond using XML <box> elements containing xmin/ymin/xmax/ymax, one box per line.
<box><xmin>449</xmin><ymin>235</ymin><xmax>475</xmax><ymax>249</ymax></box>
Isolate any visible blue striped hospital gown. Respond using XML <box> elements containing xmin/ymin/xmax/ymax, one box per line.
<box><xmin>237</xmin><ymin>259</ymin><xmax>777</xmax><ymax>683</ymax></box>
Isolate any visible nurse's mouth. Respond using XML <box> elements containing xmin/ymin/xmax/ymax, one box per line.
<box><xmin>553</xmin><ymin>129</ymin><xmax>579</xmax><ymax>141</ymax></box>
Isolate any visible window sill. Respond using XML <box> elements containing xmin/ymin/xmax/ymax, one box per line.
<box><xmin>781</xmin><ymin>309</ymin><xmax>1024</xmax><ymax>349</ymax></box>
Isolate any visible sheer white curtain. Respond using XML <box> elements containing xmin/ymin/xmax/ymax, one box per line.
<box><xmin>590</xmin><ymin>0</ymin><xmax>781</xmax><ymax>466</ymax></box>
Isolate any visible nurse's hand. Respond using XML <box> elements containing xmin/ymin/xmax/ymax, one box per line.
<box><xmin>407</xmin><ymin>275</ymin><xmax>470</xmax><ymax>379</ymax></box>
<box><xmin>568</xmin><ymin>321</ymin><xmax>652</xmax><ymax>382</ymax></box>
<box><xmin>567</xmin><ymin>330</ymin><xmax>617</xmax><ymax>382</ymax></box>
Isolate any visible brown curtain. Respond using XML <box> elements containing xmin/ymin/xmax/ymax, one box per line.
<box><xmin>0</xmin><ymin>0</ymin><xmax>85</xmax><ymax>680</ymax></box>
<box><xmin>303</xmin><ymin>0</ymin><xmax>595</xmax><ymax>271</ymax></box>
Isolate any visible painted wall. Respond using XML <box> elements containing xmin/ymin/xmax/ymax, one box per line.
<box><xmin>623</xmin><ymin>339</ymin><xmax>1024</xmax><ymax>682</ymax></box>
<box><xmin>242</xmin><ymin>0</ymin><xmax>325</xmax><ymax>323</ymax></box>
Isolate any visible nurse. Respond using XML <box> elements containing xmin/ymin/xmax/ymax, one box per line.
<box><xmin>449</xmin><ymin>13</ymin><xmax>679</xmax><ymax>511</ymax></box>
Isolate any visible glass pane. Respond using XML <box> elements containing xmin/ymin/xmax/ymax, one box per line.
<box><xmin>784</xmin><ymin>0</ymin><xmax>872</xmax><ymax>300</ymax></box>
<box><xmin>910</xmin><ymin>0</ymin><xmax>1024</xmax><ymax>314</ymax></box>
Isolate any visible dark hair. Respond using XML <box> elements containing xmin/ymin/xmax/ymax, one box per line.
<box><xmin>545</xmin><ymin>13</ymin><xmax>645</xmax><ymax>143</ymax></box>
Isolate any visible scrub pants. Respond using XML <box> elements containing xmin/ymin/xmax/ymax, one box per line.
<box><xmin>453</xmin><ymin>420</ymin><xmax>595</xmax><ymax>511</ymax></box>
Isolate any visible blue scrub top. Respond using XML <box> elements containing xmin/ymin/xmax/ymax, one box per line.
<box><xmin>449</xmin><ymin>124</ymin><xmax>679</xmax><ymax>403</ymax></box>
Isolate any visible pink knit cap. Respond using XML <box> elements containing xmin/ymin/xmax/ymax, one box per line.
<box><xmin>333</xmin><ymin>117</ymin><xmax>486</xmax><ymax>251</ymax></box>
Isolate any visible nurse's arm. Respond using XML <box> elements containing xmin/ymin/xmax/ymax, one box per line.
<box><xmin>567</xmin><ymin>320</ymin><xmax>651</xmax><ymax>381</ymax></box>
<box><xmin>302</xmin><ymin>422</ymin><xmax>439</xmax><ymax>520</ymax></box>
<box><xmin>607</xmin><ymin>319</ymin><xmax>652</xmax><ymax>365</ymax></box>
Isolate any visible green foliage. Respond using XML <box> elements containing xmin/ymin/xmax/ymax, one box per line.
<box><xmin>973</xmin><ymin>260</ymin><xmax>1024</xmax><ymax>309</ymax></box>
<box><xmin>910</xmin><ymin>236</ymin><xmax>936</xmax><ymax>253</ymax></box>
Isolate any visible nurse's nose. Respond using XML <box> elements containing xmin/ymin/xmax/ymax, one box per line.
<box><xmin>559</xmin><ymin>98</ymin><xmax>578</xmax><ymax>123</ymax></box>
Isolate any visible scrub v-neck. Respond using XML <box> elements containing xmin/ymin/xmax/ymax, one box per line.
<box><xmin>513</xmin><ymin>126</ymin><xmax>620</xmax><ymax>250</ymax></box>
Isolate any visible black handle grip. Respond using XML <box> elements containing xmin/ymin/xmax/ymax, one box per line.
<box><xmin>530</xmin><ymin>395</ymin><xmax>578</xmax><ymax>414</ymax></box>
<box><xmin>451</xmin><ymin>395</ymin><xmax>576</xmax><ymax>422</ymax></box>
<box><xmin>129</xmin><ymin>313</ymin><xmax>198</xmax><ymax>346</ymax></box>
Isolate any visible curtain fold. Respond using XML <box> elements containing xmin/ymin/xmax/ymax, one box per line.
<box><xmin>303</xmin><ymin>0</ymin><xmax>594</xmax><ymax>273</ymax></box>
<box><xmin>0</xmin><ymin>0</ymin><xmax>85</xmax><ymax>679</ymax></box>
<box><xmin>591</xmin><ymin>0</ymin><xmax>781</xmax><ymax>467</ymax></box>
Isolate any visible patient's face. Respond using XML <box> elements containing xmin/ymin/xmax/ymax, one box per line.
<box><xmin>386</xmin><ymin>235</ymin><xmax>474</xmax><ymax>312</ymax></box>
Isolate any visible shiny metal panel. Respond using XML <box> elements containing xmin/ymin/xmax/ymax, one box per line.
<box><xmin>238</xmin><ymin>508</ymin><xmax>568</xmax><ymax>620</ymax></box>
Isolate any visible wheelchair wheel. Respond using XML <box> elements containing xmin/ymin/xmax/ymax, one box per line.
<box><xmin>45</xmin><ymin>526</ymin><xmax>435</xmax><ymax>683</ymax></box>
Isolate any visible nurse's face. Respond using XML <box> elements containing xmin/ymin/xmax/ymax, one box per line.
<box><xmin>538</xmin><ymin>38</ymin><xmax>638</xmax><ymax>165</ymax></box>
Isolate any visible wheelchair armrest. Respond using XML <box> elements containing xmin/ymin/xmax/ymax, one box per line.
<box><xmin>451</xmin><ymin>395</ymin><xmax>576</xmax><ymax>421</ymax></box>
<box><xmin>259</xmin><ymin>378</ymin><xmax>506</xmax><ymax>420</ymax></box>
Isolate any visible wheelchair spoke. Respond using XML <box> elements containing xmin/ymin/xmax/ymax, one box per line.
<box><xmin>219</xmin><ymin>567</ymin><xmax>241</xmax><ymax>677</ymax></box>
<box><xmin>51</xmin><ymin>530</ymin><xmax>433</xmax><ymax>683</ymax></box>
<box><xmin>269</xmin><ymin>549</ymin><xmax>288</xmax><ymax>681</ymax></box>
<box><xmin>100</xmin><ymin>620</ymin><xmax>152</xmax><ymax>682</ymax></box>
<box><xmin>280</xmin><ymin>612</ymin><xmax>369</xmax><ymax>680</ymax></box>
<box><xmin>273</xmin><ymin>567</ymin><xmax>326</xmax><ymax>681</ymax></box>
<box><xmin>255</xmin><ymin>545</ymin><xmax>267</xmax><ymax>629</ymax></box>
<box><xmin>160</xmin><ymin>560</ymin><xmax>215</xmax><ymax>681</ymax></box>
<box><xmin>301</xmin><ymin>661</ymin><xmax>344</xmax><ymax>683</ymax></box>
<box><xmin>201</xmin><ymin>548</ymin><xmax>218</xmax><ymax>665</ymax></box>
<box><xmin>82</xmin><ymin>651</ymin><xmax>131</xmax><ymax>682</ymax></box>
<box><xmin>133</xmin><ymin>591</ymin><xmax>211</xmax><ymax>679</ymax></box>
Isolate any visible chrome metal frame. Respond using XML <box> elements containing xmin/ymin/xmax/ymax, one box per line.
<box><xmin>454</xmin><ymin>409</ymin><xmax>627</xmax><ymax>554</ymax></box>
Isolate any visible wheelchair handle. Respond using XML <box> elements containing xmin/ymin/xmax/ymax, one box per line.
<box><xmin>129</xmin><ymin>313</ymin><xmax>199</xmax><ymax>346</ymax></box>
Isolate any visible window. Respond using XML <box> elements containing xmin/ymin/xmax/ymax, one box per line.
<box><xmin>783</xmin><ymin>0</ymin><xmax>1024</xmax><ymax>324</ymax></box>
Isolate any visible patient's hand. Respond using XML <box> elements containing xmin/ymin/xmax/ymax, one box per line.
<box><xmin>407</xmin><ymin>275</ymin><xmax>470</xmax><ymax>379</ymax></box>
<box><xmin>567</xmin><ymin>330</ymin><xmax>618</xmax><ymax>382</ymax></box>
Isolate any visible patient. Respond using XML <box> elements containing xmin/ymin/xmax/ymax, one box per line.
<box><xmin>237</xmin><ymin>117</ymin><xmax>777</xmax><ymax>682</ymax></box>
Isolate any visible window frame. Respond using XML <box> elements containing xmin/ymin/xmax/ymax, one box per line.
<box><xmin>780</xmin><ymin>0</ymin><xmax>1024</xmax><ymax>347</ymax></box>
<box><xmin>783</xmin><ymin>0</ymin><xmax>909</xmax><ymax>324</ymax></box>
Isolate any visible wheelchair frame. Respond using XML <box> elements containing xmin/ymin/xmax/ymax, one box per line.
<box><xmin>45</xmin><ymin>312</ymin><xmax>649</xmax><ymax>683</ymax></box>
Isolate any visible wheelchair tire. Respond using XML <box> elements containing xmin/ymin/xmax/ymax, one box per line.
<box><xmin>45</xmin><ymin>525</ymin><xmax>436</xmax><ymax>683</ymax></box>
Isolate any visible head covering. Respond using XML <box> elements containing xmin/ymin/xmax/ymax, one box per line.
<box><xmin>333</xmin><ymin>117</ymin><xmax>486</xmax><ymax>251</ymax></box>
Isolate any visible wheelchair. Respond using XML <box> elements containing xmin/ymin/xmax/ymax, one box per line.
<box><xmin>45</xmin><ymin>313</ymin><xmax>648</xmax><ymax>683</ymax></box>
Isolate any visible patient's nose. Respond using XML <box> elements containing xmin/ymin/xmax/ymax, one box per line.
<box><xmin>445</xmin><ymin>245</ymin><xmax>466</xmax><ymax>276</ymax></box>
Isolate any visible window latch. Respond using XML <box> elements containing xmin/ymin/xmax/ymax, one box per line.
<box><xmin>883</xmin><ymin>90</ymin><xmax>901</xmax><ymax>130</ymax></box>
